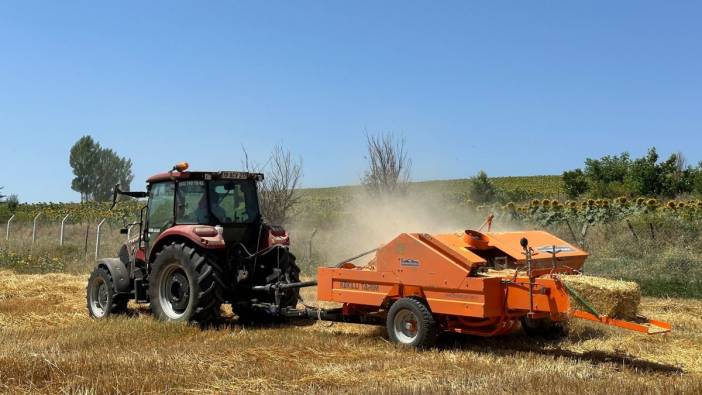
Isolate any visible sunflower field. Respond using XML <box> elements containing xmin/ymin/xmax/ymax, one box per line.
<box><xmin>478</xmin><ymin>196</ymin><xmax>702</xmax><ymax>228</ymax></box>
<box><xmin>0</xmin><ymin>200</ymin><xmax>144</xmax><ymax>223</ymax></box>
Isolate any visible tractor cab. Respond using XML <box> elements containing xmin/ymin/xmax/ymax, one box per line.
<box><xmin>140</xmin><ymin>163</ymin><xmax>268</xmax><ymax>258</ymax></box>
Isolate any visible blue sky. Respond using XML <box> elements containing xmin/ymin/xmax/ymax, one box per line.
<box><xmin>1</xmin><ymin>1</ymin><xmax>700</xmax><ymax>202</ymax></box>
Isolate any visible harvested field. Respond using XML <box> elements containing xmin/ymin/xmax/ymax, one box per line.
<box><xmin>0</xmin><ymin>270</ymin><xmax>701</xmax><ymax>394</ymax></box>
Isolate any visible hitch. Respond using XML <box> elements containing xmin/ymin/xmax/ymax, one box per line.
<box><xmin>251</xmin><ymin>280</ymin><xmax>319</xmax><ymax>314</ymax></box>
<box><xmin>251</xmin><ymin>280</ymin><xmax>318</xmax><ymax>293</ymax></box>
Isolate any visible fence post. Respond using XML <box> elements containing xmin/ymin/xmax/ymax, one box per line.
<box><xmin>5</xmin><ymin>214</ymin><xmax>15</xmax><ymax>241</ymax></box>
<box><xmin>84</xmin><ymin>223</ymin><xmax>90</xmax><ymax>255</ymax></box>
<box><xmin>95</xmin><ymin>218</ymin><xmax>106</xmax><ymax>259</ymax></box>
<box><xmin>59</xmin><ymin>214</ymin><xmax>70</xmax><ymax>247</ymax></box>
<box><xmin>32</xmin><ymin>212</ymin><xmax>42</xmax><ymax>244</ymax></box>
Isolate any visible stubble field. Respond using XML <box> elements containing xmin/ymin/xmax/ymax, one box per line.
<box><xmin>0</xmin><ymin>270</ymin><xmax>700</xmax><ymax>394</ymax></box>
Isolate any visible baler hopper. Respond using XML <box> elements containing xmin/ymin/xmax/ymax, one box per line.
<box><xmin>311</xmin><ymin>229</ymin><xmax>670</xmax><ymax>347</ymax></box>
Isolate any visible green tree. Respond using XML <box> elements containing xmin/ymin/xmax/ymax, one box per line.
<box><xmin>5</xmin><ymin>194</ymin><xmax>19</xmax><ymax>211</ymax></box>
<box><xmin>93</xmin><ymin>148</ymin><xmax>134</xmax><ymax>201</ymax></box>
<box><xmin>0</xmin><ymin>186</ymin><xmax>5</xmax><ymax>201</ymax></box>
<box><xmin>562</xmin><ymin>169</ymin><xmax>589</xmax><ymax>198</ymax></box>
<box><xmin>566</xmin><ymin>147</ymin><xmax>697</xmax><ymax>199</ymax></box>
<box><xmin>469</xmin><ymin>170</ymin><xmax>497</xmax><ymax>204</ymax></box>
<box><xmin>658</xmin><ymin>152</ymin><xmax>693</xmax><ymax>197</ymax></box>
<box><xmin>69</xmin><ymin>135</ymin><xmax>134</xmax><ymax>202</ymax></box>
<box><xmin>70</xmin><ymin>136</ymin><xmax>100</xmax><ymax>201</ymax></box>
<box><xmin>624</xmin><ymin>148</ymin><xmax>661</xmax><ymax>196</ymax></box>
<box><xmin>693</xmin><ymin>162</ymin><xmax>702</xmax><ymax>195</ymax></box>
<box><xmin>584</xmin><ymin>152</ymin><xmax>630</xmax><ymax>197</ymax></box>
<box><xmin>624</xmin><ymin>149</ymin><xmax>694</xmax><ymax>197</ymax></box>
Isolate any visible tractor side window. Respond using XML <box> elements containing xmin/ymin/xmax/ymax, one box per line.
<box><xmin>147</xmin><ymin>182</ymin><xmax>175</xmax><ymax>233</ymax></box>
<box><xmin>176</xmin><ymin>181</ymin><xmax>209</xmax><ymax>224</ymax></box>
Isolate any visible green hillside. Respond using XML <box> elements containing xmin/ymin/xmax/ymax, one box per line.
<box><xmin>297</xmin><ymin>175</ymin><xmax>564</xmax><ymax>205</ymax></box>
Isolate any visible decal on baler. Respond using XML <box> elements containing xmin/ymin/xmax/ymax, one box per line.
<box><xmin>537</xmin><ymin>245</ymin><xmax>574</xmax><ymax>254</ymax></box>
<box><xmin>401</xmin><ymin>259</ymin><xmax>420</xmax><ymax>267</ymax></box>
<box><xmin>339</xmin><ymin>281</ymin><xmax>380</xmax><ymax>292</ymax></box>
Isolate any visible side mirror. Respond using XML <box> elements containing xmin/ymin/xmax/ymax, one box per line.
<box><xmin>120</xmin><ymin>228</ymin><xmax>128</xmax><ymax>235</ymax></box>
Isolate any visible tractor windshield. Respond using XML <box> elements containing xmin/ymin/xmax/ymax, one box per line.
<box><xmin>208</xmin><ymin>180</ymin><xmax>260</xmax><ymax>224</ymax></box>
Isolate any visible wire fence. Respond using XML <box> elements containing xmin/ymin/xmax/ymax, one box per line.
<box><xmin>3</xmin><ymin>213</ymin><xmax>129</xmax><ymax>260</ymax></box>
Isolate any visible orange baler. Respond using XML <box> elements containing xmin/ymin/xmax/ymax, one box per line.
<box><xmin>313</xmin><ymin>230</ymin><xmax>670</xmax><ymax>347</ymax></box>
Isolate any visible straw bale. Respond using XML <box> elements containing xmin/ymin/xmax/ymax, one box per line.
<box><xmin>561</xmin><ymin>275</ymin><xmax>641</xmax><ymax>320</ymax></box>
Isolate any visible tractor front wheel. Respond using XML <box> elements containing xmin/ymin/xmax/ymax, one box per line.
<box><xmin>149</xmin><ymin>243</ymin><xmax>225</xmax><ymax>325</ymax></box>
<box><xmin>86</xmin><ymin>266</ymin><xmax>128</xmax><ymax>318</ymax></box>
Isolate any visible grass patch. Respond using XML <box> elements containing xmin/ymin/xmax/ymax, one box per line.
<box><xmin>585</xmin><ymin>252</ymin><xmax>702</xmax><ymax>299</ymax></box>
<box><xmin>637</xmin><ymin>279</ymin><xmax>702</xmax><ymax>299</ymax></box>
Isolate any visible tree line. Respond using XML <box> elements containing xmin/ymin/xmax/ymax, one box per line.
<box><xmin>7</xmin><ymin>134</ymin><xmax>701</xmax><ymax>222</ymax></box>
<box><xmin>562</xmin><ymin>148</ymin><xmax>702</xmax><ymax>199</ymax></box>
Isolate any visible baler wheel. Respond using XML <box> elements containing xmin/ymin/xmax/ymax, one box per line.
<box><xmin>86</xmin><ymin>266</ymin><xmax>128</xmax><ymax>318</ymax></box>
<box><xmin>149</xmin><ymin>243</ymin><xmax>225</xmax><ymax>325</ymax></box>
<box><xmin>387</xmin><ymin>298</ymin><xmax>438</xmax><ymax>348</ymax></box>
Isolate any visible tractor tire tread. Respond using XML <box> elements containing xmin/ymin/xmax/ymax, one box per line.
<box><xmin>86</xmin><ymin>266</ymin><xmax>128</xmax><ymax>318</ymax></box>
<box><xmin>149</xmin><ymin>242</ymin><xmax>225</xmax><ymax>325</ymax></box>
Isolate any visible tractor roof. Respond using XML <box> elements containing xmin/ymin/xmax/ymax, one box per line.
<box><xmin>147</xmin><ymin>170</ymin><xmax>264</xmax><ymax>184</ymax></box>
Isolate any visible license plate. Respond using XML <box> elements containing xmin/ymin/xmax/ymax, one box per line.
<box><xmin>220</xmin><ymin>171</ymin><xmax>247</xmax><ymax>179</ymax></box>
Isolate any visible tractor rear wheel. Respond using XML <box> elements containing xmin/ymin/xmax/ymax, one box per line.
<box><xmin>386</xmin><ymin>297</ymin><xmax>438</xmax><ymax>348</ymax></box>
<box><xmin>86</xmin><ymin>266</ymin><xmax>128</xmax><ymax>318</ymax></box>
<box><xmin>149</xmin><ymin>242</ymin><xmax>225</xmax><ymax>325</ymax></box>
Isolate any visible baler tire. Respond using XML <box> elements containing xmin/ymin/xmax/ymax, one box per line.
<box><xmin>387</xmin><ymin>298</ymin><xmax>438</xmax><ymax>348</ymax></box>
<box><xmin>87</xmin><ymin>266</ymin><xmax>128</xmax><ymax>318</ymax></box>
<box><xmin>149</xmin><ymin>242</ymin><xmax>225</xmax><ymax>325</ymax></box>
<box><xmin>521</xmin><ymin>316</ymin><xmax>569</xmax><ymax>339</ymax></box>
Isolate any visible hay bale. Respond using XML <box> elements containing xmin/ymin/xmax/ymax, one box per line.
<box><xmin>561</xmin><ymin>275</ymin><xmax>641</xmax><ymax>320</ymax></box>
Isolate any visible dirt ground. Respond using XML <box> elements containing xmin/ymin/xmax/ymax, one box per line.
<box><xmin>0</xmin><ymin>270</ymin><xmax>700</xmax><ymax>394</ymax></box>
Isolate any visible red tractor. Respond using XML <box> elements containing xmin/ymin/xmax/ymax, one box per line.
<box><xmin>86</xmin><ymin>162</ymin><xmax>303</xmax><ymax>324</ymax></box>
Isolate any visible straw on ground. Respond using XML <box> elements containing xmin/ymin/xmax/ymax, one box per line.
<box><xmin>0</xmin><ymin>270</ymin><xmax>700</xmax><ymax>394</ymax></box>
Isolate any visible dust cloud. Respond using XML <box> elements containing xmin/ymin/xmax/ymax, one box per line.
<box><xmin>289</xmin><ymin>188</ymin><xmax>522</xmax><ymax>268</ymax></box>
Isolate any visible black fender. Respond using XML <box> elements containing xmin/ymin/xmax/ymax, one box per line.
<box><xmin>96</xmin><ymin>258</ymin><xmax>131</xmax><ymax>294</ymax></box>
